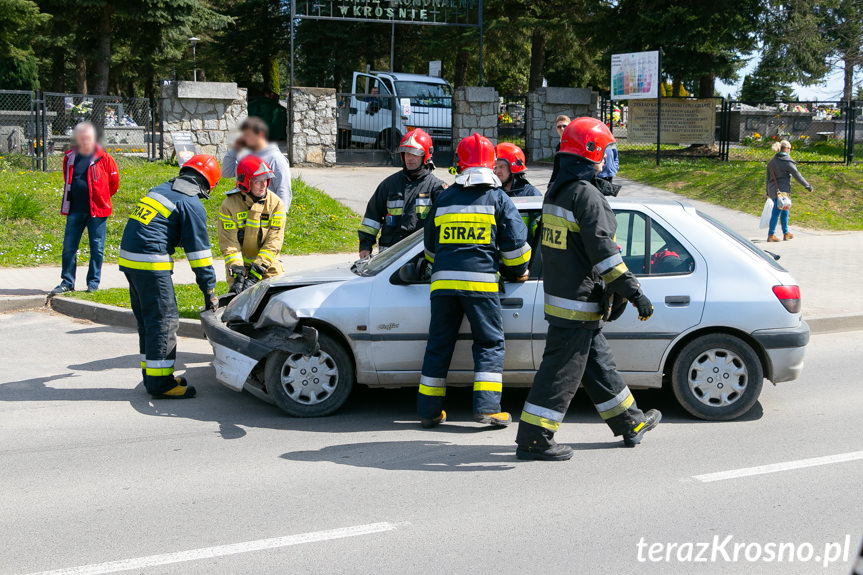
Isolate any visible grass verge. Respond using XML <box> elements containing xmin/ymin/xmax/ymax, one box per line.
<box><xmin>64</xmin><ymin>282</ymin><xmax>229</xmax><ymax>319</ymax></box>
<box><xmin>0</xmin><ymin>156</ymin><xmax>359</xmax><ymax>267</ymax></box>
<box><xmin>618</xmin><ymin>155</ymin><xmax>863</xmax><ymax>231</ymax></box>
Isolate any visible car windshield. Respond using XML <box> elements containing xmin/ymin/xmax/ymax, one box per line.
<box><xmin>352</xmin><ymin>230</ymin><xmax>423</xmax><ymax>276</ymax></box>
<box><xmin>395</xmin><ymin>81</ymin><xmax>453</xmax><ymax>108</ymax></box>
<box><xmin>697</xmin><ymin>211</ymin><xmax>788</xmax><ymax>272</ymax></box>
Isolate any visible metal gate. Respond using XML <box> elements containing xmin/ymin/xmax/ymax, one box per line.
<box><xmin>336</xmin><ymin>91</ymin><xmax>453</xmax><ymax>167</ymax></box>
<box><xmin>497</xmin><ymin>94</ymin><xmax>527</xmax><ymax>152</ymax></box>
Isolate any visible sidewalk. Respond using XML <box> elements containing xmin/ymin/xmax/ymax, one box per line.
<box><xmin>297</xmin><ymin>164</ymin><xmax>862</xmax><ymax>319</ymax></box>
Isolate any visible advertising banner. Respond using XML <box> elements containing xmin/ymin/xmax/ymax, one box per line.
<box><xmin>628</xmin><ymin>99</ymin><xmax>716</xmax><ymax>145</ymax></box>
<box><xmin>611</xmin><ymin>51</ymin><xmax>659</xmax><ymax>100</ymax></box>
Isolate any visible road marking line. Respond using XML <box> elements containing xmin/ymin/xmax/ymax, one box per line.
<box><xmin>693</xmin><ymin>451</ymin><xmax>863</xmax><ymax>483</ymax></box>
<box><xmin>22</xmin><ymin>522</ymin><xmax>399</xmax><ymax>575</ymax></box>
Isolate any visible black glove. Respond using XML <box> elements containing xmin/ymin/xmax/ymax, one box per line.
<box><xmin>228</xmin><ymin>266</ymin><xmax>246</xmax><ymax>295</ymax></box>
<box><xmin>241</xmin><ymin>263</ymin><xmax>266</xmax><ymax>291</ymax></box>
<box><xmin>630</xmin><ymin>290</ymin><xmax>653</xmax><ymax>321</ymax></box>
<box><xmin>204</xmin><ymin>289</ymin><xmax>219</xmax><ymax>311</ymax></box>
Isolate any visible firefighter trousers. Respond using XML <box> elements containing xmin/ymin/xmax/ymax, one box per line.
<box><xmin>418</xmin><ymin>294</ymin><xmax>505</xmax><ymax>419</ymax></box>
<box><xmin>126</xmin><ymin>272</ymin><xmax>180</xmax><ymax>395</ymax></box>
<box><xmin>516</xmin><ymin>324</ymin><xmax>645</xmax><ymax>449</ymax></box>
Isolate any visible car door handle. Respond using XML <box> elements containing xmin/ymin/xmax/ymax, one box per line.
<box><xmin>665</xmin><ymin>295</ymin><xmax>690</xmax><ymax>306</ymax></box>
<box><xmin>501</xmin><ymin>297</ymin><xmax>523</xmax><ymax>309</ymax></box>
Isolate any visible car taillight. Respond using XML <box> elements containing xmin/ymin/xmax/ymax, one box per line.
<box><xmin>772</xmin><ymin>285</ymin><xmax>801</xmax><ymax>313</ymax></box>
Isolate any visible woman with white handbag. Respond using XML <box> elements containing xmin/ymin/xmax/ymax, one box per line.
<box><xmin>765</xmin><ymin>139</ymin><xmax>812</xmax><ymax>242</ymax></box>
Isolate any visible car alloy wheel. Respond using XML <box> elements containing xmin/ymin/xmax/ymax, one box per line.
<box><xmin>687</xmin><ymin>348</ymin><xmax>749</xmax><ymax>407</ymax></box>
<box><xmin>279</xmin><ymin>351</ymin><xmax>339</xmax><ymax>406</ymax></box>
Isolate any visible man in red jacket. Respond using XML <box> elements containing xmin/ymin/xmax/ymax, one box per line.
<box><xmin>51</xmin><ymin>122</ymin><xmax>119</xmax><ymax>295</ymax></box>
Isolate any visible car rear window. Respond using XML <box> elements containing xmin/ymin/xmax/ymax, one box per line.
<box><xmin>697</xmin><ymin>211</ymin><xmax>788</xmax><ymax>272</ymax></box>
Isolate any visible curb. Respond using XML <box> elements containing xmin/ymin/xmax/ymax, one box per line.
<box><xmin>806</xmin><ymin>314</ymin><xmax>863</xmax><ymax>335</ymax></box>
<box><xmin>0</xmin><ymin>295</ymin><xmax>47</xmax><ymax>313</ymax></box>
<box><xmin>49</xmin><ymin>296</ymin><xmax>205</xmax><ymax>339</ymax></box>
<box><xmin>41</xmin><ymin>294</ymin><xmax>863</xmax><ymax>339</ymax></box>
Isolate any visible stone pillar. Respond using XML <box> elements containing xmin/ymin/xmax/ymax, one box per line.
<box><xmin>453</xmin><ymin>86</ymin><xmax>499</xmax><ymax>144</ymax></box>
<box><xmin>289</xmin><ymin>87</ymin><xmax>337</xmax><ymax>166</ymax></box>
<box><xmin>159</xmin><ymin>81</ymin><xmax>247</xmax><ymax>159</ymax></box>
<box><xmin>526</xmin><ymin>87</ymin><xmax>598</xmax><ymax>162</ymax></box>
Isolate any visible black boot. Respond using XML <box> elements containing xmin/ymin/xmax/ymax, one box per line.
<box><xmin>516</xmin><ymin>443</ymin><xmax>574</xmax><ymax>461</ymax></box>
<box><xmin>623</xmin><ymin>409</ymin><xmax>661</xmax><ymax>447</ymax></box>
<box><xmin>152</xmin><ymin>377</ymin><xmax>196</xmax><ymax>399</ymax></box>
<box><xmin>420</xmin><ymin>410</ymin><xmax>446</xmax><ymax>429</ymax></box>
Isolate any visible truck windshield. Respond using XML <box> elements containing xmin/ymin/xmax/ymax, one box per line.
<box><xmin>395</xmin><ymin>82</ymin><xmax>453</xmax><ymax>108</ymax></box>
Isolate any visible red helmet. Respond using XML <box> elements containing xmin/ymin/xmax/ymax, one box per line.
<box><xmin>495</xmin><ymin>142</ymin><xmax>527</xmax><ymax>174</ymax></box>
<box><xmin>399</xmin><ymin>129</ymin><xmax>434</xmax><ymax>164</ymax></box>
<box><xmin>559</xmin><ymin>117</ymin><xmax>615</xmax><ymax>163</ymax></box>
<box><xmin>456</xmin><ymin>133</ymin><xmax>496</xmax><ymax>172</ymax></box>
<box><xmin>182</xmin><ymin>154</ymin><xmax>221</xmax><ymax>191</ymax></box>
<box><xmin>235</xmin><ymin>155</ymin><xmax>274</xmax><ymax>194</ymax></box>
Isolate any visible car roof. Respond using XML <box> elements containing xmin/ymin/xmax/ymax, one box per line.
<box><xmin>510</xmin><ymin>195</ymin><xmax>692</xmax><ymax>213</ymax></box>
<box><xmin>371</xmin><ymin>72</ymin><xmax>450</xmax><ymax>85</ymax></box>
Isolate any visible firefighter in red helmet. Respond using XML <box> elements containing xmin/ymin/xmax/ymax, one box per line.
<box><xmin>358</xmin><ymin>129</ymin><xmax>446</xmax><ymax>259</ymax></box>
<box><xmin>515</xmin><ymin>118</ymin><xmax>660</xmax><ymax>460</ymax></box>
<box><xmin>120</xmin><ymin>154</ymin><xmax>220</xmax><ymax>399</ymax></box>
<box><xmin>493</xmin><ymin>142</ymin><xmax>541</xmax><ymax>198</ymax></box>
<box><xmin>218</xmin><ymin>155</ymin><xmax>287</xmax><ymax>294</ymax></box>
<box><xmin>417</xmin><ymin>133</ymin><xmax>531</xmax><ymax>429</ymax></box>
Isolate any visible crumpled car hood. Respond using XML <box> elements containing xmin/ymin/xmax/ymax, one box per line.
<box><xmin>222</xmin><ymin>261</ymin><xmax>356</xmax><ymax>324</ymax></box>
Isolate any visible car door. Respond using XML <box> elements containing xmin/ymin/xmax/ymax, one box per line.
<box><xmin>602</xmin><ymin>209</ymin><xmax>707</xmax><ymax>372</ymax></box>
<box><xmin>367</xmin><ymin>254</ymin><xmax>537</xmax><ymax>383</ymax></box>
<box><xmin>350</xmin><ymin>73</ymin><xmax>388</xmax><ymax>144</ymax></box>
<box><xmin>532</xmin><ymin>208</ymin><xmax>707</xmax><ymax>373</ymax></box>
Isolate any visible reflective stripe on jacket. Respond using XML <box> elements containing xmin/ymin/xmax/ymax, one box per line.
<box><xmin>424</xmin><ymin>175</ymin><xmax>530</xmax><ymax>298</ymax></box>
<box><xmin>358</xmin><ymin>167</ymin><xmax>446</xmax><ymax>251</ymax></box>
<box><xmin>119</xmin><ymin>178</ymin><xmax>216</xmax><ymax>296</ymax></box>
<box><xmin>541</xmin><ymin>158</ymin><xmax>640</xmax><ymax>327</ymax></box>
<box><xmin>218</xmin><ymin>189</ymin><xmax>285</xmax><ymax>276</ymax></box>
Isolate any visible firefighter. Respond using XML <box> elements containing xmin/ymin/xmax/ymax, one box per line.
<box><xmin>493</xmin><ymin>142</ymin><xmax>541</xmax><ymax>198</ymax></box>
<box><xmin>357</xmin><ymin>129</ymin><xmax>446</xmax><ymax>259</ymax></box>
<box><xmin>515</xmin><ymin>118</ymin><xmax>661</xmax><ymax>461</ymax></box>
<box><xmin>218</xmin><ymin>155</ymin><xmax>286</xmax><ymax>294</ymax></box>
<box><xmin>120</xmin><ymin>155</ymin><xmax>220</xmax><ymax>399</ymax></box>
<box><xmin>418</xmin><ymin>133</ymin><xmax>531</xmax><ymax>429</ymax></box>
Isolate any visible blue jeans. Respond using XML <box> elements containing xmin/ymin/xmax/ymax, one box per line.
<box><xmin>768</xmin><ymin>203</ymin><xmax>789</xmax><ymax>236</ymax></box>
<box><xmin>60</xmin><ymin>212</ymin><xmax>107</xmax><ymax>289</ymax></box>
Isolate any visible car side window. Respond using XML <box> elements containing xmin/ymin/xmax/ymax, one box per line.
<box><xmin>613</xmin><ymin>211</ymin><xmax>694</xmax><ymax>276</ymax></box>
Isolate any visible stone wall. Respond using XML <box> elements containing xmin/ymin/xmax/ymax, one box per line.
<box><xmin>289</xmin><ymin>87</ymin><xmax>336</xmax><ymax>166</ymax></box>
<box><xmin>526</xmin><ymin>87</ymin><xmax>598</xmax><ymax>161</ymax></box>
<box><xmin>160</xmin><ymin>81</ymin><xmax>247</xmax><ymax>159</ymax></box>
<box><xmin>454</xmin><ymin>86</ymin><xmax>499</xmax><ymax>143</ymax></box>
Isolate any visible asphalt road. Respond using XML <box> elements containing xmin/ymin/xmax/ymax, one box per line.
<box><xmin>1</xmin><ymin>310</ymin><xmax>860</xmax><ymax>575</ymax></box>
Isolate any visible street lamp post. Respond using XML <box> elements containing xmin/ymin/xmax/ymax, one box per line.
<box><xmin>189</xmin><ymin>37</ymin><xmax>199</xmax><ymax>82</ymax></box>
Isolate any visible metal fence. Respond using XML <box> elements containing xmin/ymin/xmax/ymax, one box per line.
<box><xmin>335</xmin><ymin>92</ymin><xmax>453</xmax><ymax>167</ymax></box>
<box><xmin>498</xmin><ymin>94</ymin><xmax>527</xmax><ymax>151</ymax></box>
<box><xmin>721</xmin><ymin>100</ymin><xmax>854</xmax><ymax>164</ymax></box>
<box><xmin>0</xmin><ymin>90</ymin><xmax>159</xmax><ymax>171</ymax></box>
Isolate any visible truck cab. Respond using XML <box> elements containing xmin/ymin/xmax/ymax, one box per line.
<box><xmin>342</xmin><ymin>71</ymin><xmax>453</xmax><ymax>164</ymax></box>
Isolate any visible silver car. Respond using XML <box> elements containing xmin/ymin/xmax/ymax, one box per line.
<box><xmin>200</xmin><ymin>197</ymin><xmax>809</xmax><ymax>421</ymax></box>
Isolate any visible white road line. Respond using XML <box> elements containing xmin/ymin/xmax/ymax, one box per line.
<box><xmin>22</xmin><ymin>522</ymin><xmax>399</xmax><ymax>575</ymax></box>
<box><xmin>693</xmin><ymin>451</ymin><xmax>863</xmax><ymax>483</ymax></box>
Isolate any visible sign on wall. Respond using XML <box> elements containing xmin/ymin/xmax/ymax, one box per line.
<box><xmin>611</xmin><ymin>51</ymin><xmax>659</xmax><ymax>100</ymax></box>
<box><xmin>628</xmin><ymin>99</ymin><xmax>716</xmax><ymax>145</ymax></box>
<box><xmin>170</xmin><ymin>131</ymin><xmax>197</xmax><ymax>165</ymax></box>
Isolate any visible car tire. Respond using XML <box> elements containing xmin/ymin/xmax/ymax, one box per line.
<box><xmin>671</xmin><ymin>333</ymin><xmax>763</xmax><ymax>421</ymax></box>
<box><xmin>264</xmin><ymin>332</ymin><xmax>355</xmax><ymax>417</ymax></box>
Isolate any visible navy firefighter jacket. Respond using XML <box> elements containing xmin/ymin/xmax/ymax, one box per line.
<box><xmin>119</xmin><ymin>177</ymin><xmax>216</xmax><ymax>296</ymax></box>
<box><xmin>423</xmin><ymin>179</ymin><xmax>531</xmax><ymax>298</ymax></box>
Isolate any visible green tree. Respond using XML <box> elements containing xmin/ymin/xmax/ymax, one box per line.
<box><xmin>0</xmin><ymin>0</ymin><xmax>50</xmax><ymax>89</ymax></box>
<box><xmin>739</xmin><ymin>51</ymin><xmax>797</xmax><ymax>102</ymax></box>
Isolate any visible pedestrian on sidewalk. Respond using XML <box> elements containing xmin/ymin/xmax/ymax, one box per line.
<box><xmin>51</xmin><ymin>122</ymin><xmax>119</xmax><ymax>295</ymax></box>
<box><xmin>222</xmin><ymin>117</ymin><xmax>292</xmax><ymax>210</ymax></box>
<box><xmin>766</xmin><ymin>140</ymin><xmax>811</xmax><ymax>242</ymax></box>
<box><xmin>548</xmin><ymin>115</ymin><xmax>570</xmax><ymax>188</ymax></box>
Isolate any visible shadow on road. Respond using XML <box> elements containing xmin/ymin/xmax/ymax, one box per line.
<box><xmin>281</xmin><ymin>440</ymin><xmax>519</xmax><ymax>472</ymax></box>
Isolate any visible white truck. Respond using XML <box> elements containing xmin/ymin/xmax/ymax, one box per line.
<box><xmin>338</xmin><ymin>71</ymin><xmax>453</xmax><ymax>161</ymax></box>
